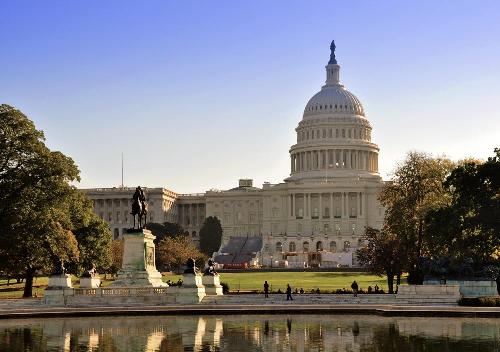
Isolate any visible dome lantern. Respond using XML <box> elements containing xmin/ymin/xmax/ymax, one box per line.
<box><xmin>303</xmin><ymin>40</ymin><xmax>365</xmax><ymax>119</ymax></box>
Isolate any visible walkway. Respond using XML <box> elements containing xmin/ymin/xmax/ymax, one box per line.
<box><xmin>0</xmin><ymin>295</ymin><xmax>499</xmax><ymax>319</ymax></box>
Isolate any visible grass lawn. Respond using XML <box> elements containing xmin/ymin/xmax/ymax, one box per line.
<box><xmin>163</xmin><ymin>272</ymin><xmax>396</xmax><ymax>293</ymax></box>
<box><xmin>0</xmin><ymin>272</ymin><xmax>398</xmax><ymax>298</ymax></box>
<box><xmin>0</xmin><ymin>276</ymin><xmax>116</xmax><ymax>299</ymax></box>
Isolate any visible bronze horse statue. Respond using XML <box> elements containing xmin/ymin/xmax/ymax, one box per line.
<box><xmin>131</xmin><ymin>186</ymin><xmax>148</xmax><ymax>229</ymax></box>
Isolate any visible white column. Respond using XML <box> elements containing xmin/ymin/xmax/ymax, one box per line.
<box><xmin>358</xmin><ymin>192</ymin><xmax>362</xmax><ymax>216</ymax></box>
<box><xmin>341</xmin><ymin>192</ymin><xmax>345</xmax><ymax>217</ymax></box>
<box><xmin>319</xmin><ymin>194</ymin><xmax>323</xmax><ymax>218</ymax></box>
<box><xmin>330</xmin><ymin>193</ymin><xmax>334</xmax><ymax>218</ymax></box>
<box><xmin>362</xmin><ymin>192</ymin><xmax>366</xmax><ymax>217</ymax></box>
<box><xmin>307</xmin><ymin>193</ymin><xmax>311</xmax><ymax>218</ymax></box>
<box><xmin>346</xmin><ymin>193</ymin><xmax>350</xmax><ymax>218</ymax></box>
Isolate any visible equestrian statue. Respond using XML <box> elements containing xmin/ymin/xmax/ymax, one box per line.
<box><xmin>131</xmin><ymin>186</ymin><xmax>148</xmax><ymax>229</ymax></box>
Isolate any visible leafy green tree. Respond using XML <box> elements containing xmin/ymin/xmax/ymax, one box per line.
<box><xmin>109</xmin><ymin>240</ymin><xmax>124</xmax><ymax>277</ymax></box>
<box><xmin>146</xmin><ymin>221</ymin><xmax>185</xmax><ymax>242</ymax></box>
<box><xmin>0</xmin><ymin>105</ymin><xmax>111</xmax><ymax>296</ymax></box>
<box><xmin>156</xmin><ymin>235</ymin><xmax>206</xmax><ymax>273</ymax></box>
<box><xmin>426</xmin><ymin>148</ymin><xmax>500</xmax><ymax>266</ymax></box>
<box><xmin>356</xmin><ymin>227</ymin><xmax>405</xmax><ymax>293</ymax></box>
<box><xmin>379</xmin><ymin>152</ymin><xmax>454</xmax><ymax>284</ymax></box>
<box><xmin>199</xmin><ymin>216</ymin><xmax>223</xmax><ymax>256</ymax></box>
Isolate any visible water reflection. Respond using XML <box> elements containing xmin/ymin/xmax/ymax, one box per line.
<box><xmin>0</xmin><ymin>314</ymin><xmax>499</xmax><ymax>351</ymax></box>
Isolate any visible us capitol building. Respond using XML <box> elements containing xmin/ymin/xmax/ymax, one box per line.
<box><xmin>83</xmin><ymin>41</ymin><xmax>385</xmax><ymax>268</ymax></box>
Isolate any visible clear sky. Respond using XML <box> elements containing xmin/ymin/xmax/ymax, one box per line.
<box><xmin>1</xmin><ymin>1</ymin><xmax>499</xmax><ymax>193</ymax></box>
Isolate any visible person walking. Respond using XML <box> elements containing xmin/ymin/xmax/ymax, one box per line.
<box><xmin>264</xmin><ymin>281</ymin><xmax>269</xmax><ymax>298</ymax></box>
<box><xmin>351</xmin><ymin>280</ymin><xmax>359</xmax><ymax>297</ymax></box>
<box><xmin>286</xmin><ymin>284</ymin><xmax>293</xmax><ymax>301</ymax></box>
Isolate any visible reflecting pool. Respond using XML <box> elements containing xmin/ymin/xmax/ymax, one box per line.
<box><xmin>0</xmin><ymin>314</ymin><xmax>499</xmax><ymax>351</ymax></box>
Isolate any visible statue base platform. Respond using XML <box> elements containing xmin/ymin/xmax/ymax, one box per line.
<box><xmin>202</xmin><ymin>275</ymin><xmax>223</xmax><ymax>295</ymax></box>
<box><xmin>80</xmin><ymin>276</ymin><xmax>101</xmax><ymax>289</ymax></box>
<box><xmin>171</xmin><ymin>274</ymin><xmax>206</xmax><ymax>303</ymax></box>
<box><xmin>112</xmin><ymin>269</ymin><xmax>166</xmax><ymax>287</ymax></box>
<box><xmin>110</xmin><ymin>229</ymin><xmax>167</xmax><ymax>288</ymax></box>
<box><xmin>47</xmin><ymin>274</ymin><xmax>73</xmax><ymax>289</ymax></box>
<box><xmin>43</xmin><ymin>274</ymin><xmax>73</xmax><ymax>305</ymax></box>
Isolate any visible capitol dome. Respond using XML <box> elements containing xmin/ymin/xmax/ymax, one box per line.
<box><xmin>303</xmin><ymin>87</ymin><xmax>365</xmax><ymax>118</ymax></box>
<box><xmin>303</xmin><ymin>40</ymin><xmax>365</xmax><ymax>119</ymax></box>
<box><xmin>287</xmin><ymin>40</ymin><xmax>380</xmax><ymax>182</ymax></box>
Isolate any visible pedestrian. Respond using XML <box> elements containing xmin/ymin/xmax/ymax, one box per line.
<box><xmin>264</xmin><ymin>280</ymin><xmax>269</xmax><ymax>298</ymax></box>
<box><xmin>286</xmin><ymin>284</ymin><xmax>293</xmax><ymax>301</ymax></box>
<box><xmin>351</xmin><ymin>280</ymin><xmax>359</xmax><ymax>297</ymax></box>
<box><xmin>374</xmin><ymin>284</ymin><xmax>379</xmax><ymax>293</ymax></box>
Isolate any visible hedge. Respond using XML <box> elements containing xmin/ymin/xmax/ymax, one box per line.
<box><xmin>459</xmin><ymin>296</ymin><xmax>500</xmax><ymax>307</ymax></box>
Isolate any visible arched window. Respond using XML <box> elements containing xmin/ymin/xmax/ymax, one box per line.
<box><xmin>113</xmin><ymin>228</ymin><xmax>119</xmax><ymax>240</ymax></box>
<box><xmin>316</xmin><ymin>241</ymin><xmax>323</xmax><ymax>251</ymax></box>
<box><xmin>192</xmin><ymin>231</ymin><xmax>197</xmax><ymax>237</ymax></box>
<box><xmin>344</xmin><ymin>241</ymin><xmax>351</xmax><ymax>251</ymax></box>
<box><xmin>275</xmin><ymin>242</ymin><xmax>283</xmax><ymax>253</ymax></box>
<box><xmin>289</xmin><ymin>242</ymin><xmax>296</xmax><ymax>252</ymax></box>
<box><xmin>330</xmin><ymin>241</ymin><xmax>337</xmax><ymax>251</ymax></box>
<box><xmin>303</xmin><ymin>241</ymin><xmax>309</xmax><ymax>252</ymax></box>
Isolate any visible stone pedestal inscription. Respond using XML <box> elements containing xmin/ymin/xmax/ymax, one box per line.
<box><xmin>174</xmin><ymin>274</ymin><xmax>206</xmax><ymax>303</ymax></box>
<box><xmin>202</xmin><ymin>275</ymin><xmax>223</xmax><ymax>295</ymax></box>
<box><xmin>47</xmin><ymin>274</ymin><xmax>73</xmax><ymax>289</ymax></box>
<box><xmin>111</xmin><ymin>229</ymin><xmax>166</xmax><ymax>287</ymax></box>
<box><xmin>80</xmin><ymin>276</ymin><xmax>101</xmax><ymax>288</ymax></box>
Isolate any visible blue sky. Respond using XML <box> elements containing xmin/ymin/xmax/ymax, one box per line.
<box><xmin>1</xmin><ymin>1</ymin><xmax>499</xmax><ymax>193</ymax></box>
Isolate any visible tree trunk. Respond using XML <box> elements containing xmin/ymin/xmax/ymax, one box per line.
<box><xmin>413</xmin><ymin>219</ymin><xmax>424</xmax><ymax>283</ymax></box>
<box><xmin>387</xmin><ymin>273</ymin><xmax>394</xmax><ymax>294</ymax></box>
<box><xmin>396</xmin><ymin>273</ymin><xmax>401</xmax><ymax>293</ymax></box>
<box><xmin>23</xmin><ymin>268</ymin><xmax>36</xmax><ymax>298</ymax></box>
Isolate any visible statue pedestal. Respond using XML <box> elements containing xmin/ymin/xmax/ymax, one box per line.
<box><xmin>47</xmin><ymin>274</ymin><xmax>73</xmax><ymax>289</ymax></box>
<box><xmin>174</xmin><ymin>274</ymin><xmax>206</xmax><ymax>303</ymax></box>
<box><xmin>111</xmin><ymin>229</ymin><xmax>167</xmax><ymax>287</ymax></box>
<box><xmin>44</xmin><ymin>274</ymin><xmax>73</xmax><ymax>305</ymax></box>
<box><xmin>80</xmin><ymin>276</ymin><xmax>101</xmax><ymax>288</ymax></box>
<box><xmin>202</xmin><ymin>275</ymin><xmax>223</xmax><ymax>295</ymax></box>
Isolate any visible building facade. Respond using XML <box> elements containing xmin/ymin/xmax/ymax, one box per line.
<box><xmin>83</xmin><ymin>41</ymin><xmax>385</xmax><ymax>267</ymax></box>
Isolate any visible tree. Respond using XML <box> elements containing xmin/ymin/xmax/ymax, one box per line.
<box><xmin>146</xmin><ymin>222</ymin><xmax>185</xmax><ymax>242</ymax></box>
<box><xmin>426</xmin><ymin>148</ymin><xmax>500</xmax><ymax>266</ymax></box>
<box><xmin>379</xmin><ymin>151</ymin><xmax>454</xmax><ymax>284</ymax></box>
<box><xmin>199</xmin><ymin>216</ymin><xmax>223</xmax><ymax>256</ymax></box>
<box><xmin>0</xmin><ymin>105</ymin><xmax>111</xmax><ymax>296</ymax></box>
<box><xmin>109</xmin><ymin>240</ymin><xmax>124</xmax><ymax>277</ymax></box>
<box><xmin>356</xmin><ymin>227</ymin><xmax>405</xmax><ymax>293</ymax></box>
<box><xmin>156</xmin><ymin>235</ymin><xmax>206</xmax><ymax>273</ymax></box>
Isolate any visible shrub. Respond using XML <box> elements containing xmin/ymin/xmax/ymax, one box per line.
<box><xmin>220</xmin><ymin>281</ymin><xmax>230</xmax><ymax>294</ymax></box>
<box><xmin>459</xmin><ymin>296</ymin><xmax>500</xmax><ymax>307</ymax></box>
